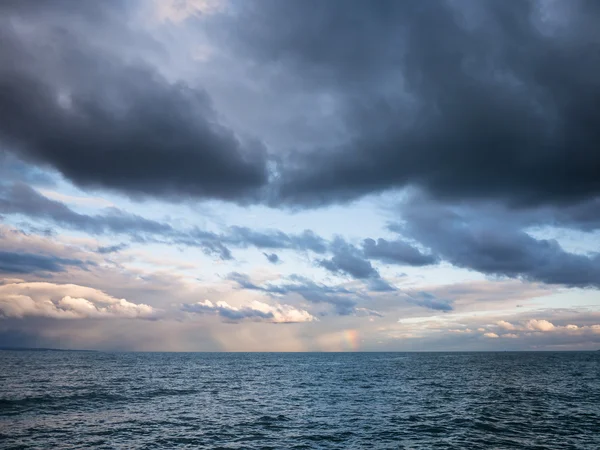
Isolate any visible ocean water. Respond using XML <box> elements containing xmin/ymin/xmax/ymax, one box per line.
<box><xmin>0</xmin><ymin>352</ymin><xmax>599</xmax><ymax>449</ymax></box>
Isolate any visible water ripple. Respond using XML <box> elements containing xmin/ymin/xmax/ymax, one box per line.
<box><xmin>0</xmin><ymin>351</ymin><xmax>599</xmax><ymax>449</ymax></box>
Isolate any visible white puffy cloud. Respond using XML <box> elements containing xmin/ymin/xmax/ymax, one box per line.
<box><xmin>484</xmin><ymin>332</ymin><xmax>499</xmax><ymax>338</ymax></box>
<box><xmin>0</xmin><ymin>282</ymin><xmax>156</xmax><ymax>319</ymax></box>
<box><xmin>486</xmin><ymin>318</ymin><xmax>600</xmax><ymax>342</ymax></box>
<box><xmin>526</xmin><ymin>319</ymin><xmax>556</xmax><ymax>332</ymax></box>
<box><xmin>497</xmin><ymin>320</ymin><xmax>517</xmax><ymax>331</ymax></box>
<box><xmin>183</xmin><ymin>299</ymin><xmax>316</xmax><ymax>323</ymax></box>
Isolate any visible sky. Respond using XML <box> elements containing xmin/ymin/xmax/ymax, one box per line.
<box><xmin>0</xmin><ymin>0</ymin><xmax>599</xmax><ymax>351</ymax></box>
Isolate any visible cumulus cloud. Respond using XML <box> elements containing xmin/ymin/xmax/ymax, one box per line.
<box><xmin>182</xmin><ymin>299</ymin><xmax>315</xmax><ymax>323</ymax></box>
<box><xmin>526</xmin><ymin>319</ymin><xmax>556</xmax><ymax>332</ymax></box>
<box><xmin>0</xmin><ymin>281</ymin><xmax>156</xmax><ymax>319</ymax></box>
<box><xmin>497</xmin><ymin>320</ymin><xmax>517</xmax><ymax>331</ymax></box>
<box><xmin>492</xmin><ymin>318</ymin><xmax>600</xmax><ymax>336</ymax></box>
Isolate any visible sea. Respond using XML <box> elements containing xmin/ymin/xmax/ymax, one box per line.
<box><xmin>0</xmin><ymin>351</ymin><xmax>599</xmax><ymax>449</ymax></box>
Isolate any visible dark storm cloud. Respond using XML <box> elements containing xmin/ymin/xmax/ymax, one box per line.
<box><xmin>227</xmin><ymin>272</ymin><xmax>358</xmax><ymax>315</ymax></box>
<box><xmin>263</xmin><ymin>253</ymin><xmax>280</xmax><ymax>264</ymax></box>
<box><xmin>397</xmin><ymin>199</ymin><xmax>600</xmax><ymax>288</ymax></box>
<box><xmin>363</xmin><ymin>238</ymin><xmax>438</xmax><ymax>266</ymax></box>
<box><xmin>222</xmin><ymin>0</ymin><xmax>600</xmax><ymax>208</ymax></box>
<box><xmin>0</xmin><ymin>250</ymin><xmax>84</xmax><ymax>274</ymax></box>
<box><xmin>0</xmin><ymin>0</ymin><xmax>268</xmax><ymax>203</ymax></box>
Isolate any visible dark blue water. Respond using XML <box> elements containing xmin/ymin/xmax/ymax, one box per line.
<box><xmin>1</xmin><ymin>352</ymin><xmax>599</xmax><ymax>449</ymax></box>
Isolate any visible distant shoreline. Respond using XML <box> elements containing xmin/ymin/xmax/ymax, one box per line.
<box><xmin>0</xmin><ymin>347</ymin><xmax>98</xmax><ymax>352</ymax></box>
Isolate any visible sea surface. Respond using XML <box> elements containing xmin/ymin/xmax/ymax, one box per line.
<box><xmin>0</xmin><ymin>351</ymin><xmax>599</xmax><ymax>449</ymax></box>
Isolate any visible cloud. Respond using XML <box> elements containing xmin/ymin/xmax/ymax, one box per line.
<box><xmin>0</xmin><ymin>281</ymin><xmax>156</xmax><ymax>319</ymax></box>
<box><xmin>0</xmin><ymin>183</ymin><xmax>174</xmax><ymax>236</ymax></box>
<box><xmin>406</xmin><ymin>291</ymin><xmax>453</xmax><ymax>312</ymax></box>
<box><xmin>398</xmin><ymin>197</ymin><xmax>600</xmax><ymax>288</ymax></box>
<box><xmin>218</xmin><ymin>1</ymin><xmax>600</xmax><ymax>209</ymax></box>
<box><xmin>363</xmin><ymin>238</ymin><xmax>438</xmax><ymax>266</ymax></box>
<box><xmin>419</xmin><ymin>279</ymin><xmax>552</xmax><ymax>311</ymax></box>
<box><xmin>0</xmin><ymin>251</ymin><xmax>85</xmax><ymax>275</ymax></box>
<box><xmin>3</xmin><ymin>0</ymin><xmax>600</xmax><ymax>214</ymax></box>
<box><xmin>526</xmin><ymin>319</ymin><xmax>556</xmax><ymax>332</ymax></box>
<box><xmin>484</xmin><ymin>332</ymin><xmax>499</xmax><ymax>339</ymax></box>
<box><xmin>182</xmin><ymin>299</ymin><xmax>315</xmax><ymax>323</ymax></box>
<box><xmin>497</xmin><ymin>320</ymin><xmax>517</xmax><ymax>331</ymax></box>
<box><xmin>0</xmin><ymin>183</ymin><xmax>329</xmax><ymax>260</ymax></box>
<box><xmin>354</xmin><ymin>307</ymin><xmax>383</xmax><ymax>318</ymax></box>
<box><xmin>154</xmin><ymin>0</ymin><xmax>226</xmax><ymax>23</ymax></box>
<box><xmin>0</xmin><ymin>0</ymin><xmax>268</xmax><ymax>203</ymax></box>
<box><xmin>317</xmin><ymin>238</ymin><xmax>391</xmax><ymax>289</ymax></box>
<box><xmin>96</xmin><ymin>243</ymin><xmax>129</xmax><ymax>254</ymax></box>
<box><xmin>263</xmin><ymin>253</ymin><xmax>280</xmax><ymax>264</ymax></box>
<box><xmin>225</xmin><ymin>227</ymin><xmax>328</xmax><ymax>253</ymax></box>
<box><xmin>227</xmin><ymin>272</ymin><xmax>359</xmax><ymax>315</ymax></box>
<box><xmin>0</xmin><ymin>154</ymin><xmax>56</xmax><ymax>187</ymax></box>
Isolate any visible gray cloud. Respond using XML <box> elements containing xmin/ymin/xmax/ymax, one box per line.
<box><xmin>0</xmin><ymin>183</ymin><xmax>173</xmax><ymax>236</ymax></box>
<box><xmin>0</xmin><ymin>0</ymin><xmax>268</xmax><ymax>203</ymax></box>
<box><xmin>5</xmin><ymin>0</ymin><xmax>600</xmax><ymax>212</ymax></box>
<box><xmin>263</xmin><ymin>253</ymin><xmax>280</xmax><ymax>264</ymax></box>
<box><xmin>406</xmin><ymin>291</ymin><xmax>453</xmax><ymax>312</ymax></box>
<box><xmin>0</xmin><ymin>183</ymin><xmax>328</xmax><ymax>261</ymax></box>
<box><xmin>181</xmin><ymin>297</ymin><xmax>315</xmax><ymax>323</ymax></box>
<box><xmin>96</xmin><ymin>243</ymin><xmax>129</xmax><ymax>254</ymax></box>
<box><xmin>182</xmin><ymin>301</ymin><xmax>274</xmax><ymax>322</ymax></box>
<box><xmin>317</xmin><ymin>238</ymin><xmax>379</xmax><ymax>279</ymax></box>
<box><xmin>227</xmin><ymin>272</ymin><xmax>359</xmax><ymax>315</ymax></box>
<box><xmin>317</xmin><ymin>238</ymin><xmax>396</xmax><ymax>292</ymax></box>
<box><xmin>0</xmin><ymin>251</ymin><xmax>84</xmax><ymax>275</ymax></box>
<box><xmin>363</xmin><ymin>238</ymin><xmax>438</xmax><ymax>266</ymax></box>
<box><xmin>398</xmin><ymin>199</ymin><xmax>600</xmax><ymax>288</ymax></box>
<box><xmin>219</xmin><ymin>1</ymin><xmax>600</xmax><ymax>209</ymax></box>
<box><xmin>225</xmin><ymin>226</ymin><xmax>328</xmax><ymax>253</ymax></box>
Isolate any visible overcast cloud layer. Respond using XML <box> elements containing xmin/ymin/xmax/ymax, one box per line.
<box><xmin>0</xmin><ymin>0</ymin><xmax>598</xmax><ymax>351</ymax></box>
